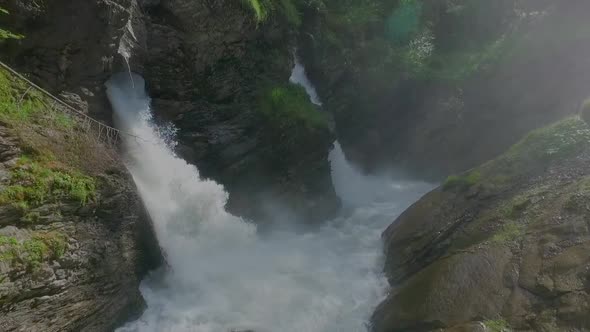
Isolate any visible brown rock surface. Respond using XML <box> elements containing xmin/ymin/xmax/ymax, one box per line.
<box><xmin>373</xmin><ymin>117</ymin><xmax>590</xmax><ymax>331</ymax></box>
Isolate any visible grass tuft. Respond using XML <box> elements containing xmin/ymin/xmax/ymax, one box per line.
<box><xmin>0</xmin><ymin>156</ymin><xmax>97</xmax><ymax>213</ymax></box>
<box><xmin>0</xmin><ymin>232</ymin><xmax>67</xmax><ymax>270</ymax></box>
<box><xmin>484</xmin><ymin>319</ymin><xmax>511</xmax><ymax>332</ymax></box>
<box><xmin>443</xmin><ymin>170</ymin><xmax>481</xmax><ymax>191</ymax></box>
<box><xmin>259</xmin><ymin>83</ymin><xmax>328</xmax><ymax>130</ymax></box>
<box><xmin>491</xmin><ymin>222</ymin><xmax>524</xmax><ymax>244</ymax></box>
<box><xmin>0</xmin><ymin>67</ymin><xmax>117</xmax><ymax>174</ymax></box>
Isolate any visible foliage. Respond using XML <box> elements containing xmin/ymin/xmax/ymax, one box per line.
<box><xmin>419</xmin><ymin>36</ymin><xmax>508</xmax><ymax>81</ymax></box>
<box><xmin>385</xmin><ymin>0</ymin><xmax>422</xmax><ymax>44</ymax></box>
<box><xmin>0</xmin><ymin>156</ymin><xmax>97</xmax><ymax>212</ymax></box>
<box><xmin>484</xmin><ymin>319</ymin><xmax>511</xmax><ymax>332</ymax></box>
<box><xmin>259</xmin><ymin>83</ymin><xmax>328</xmax><ymax>130</ymax></box>
<box><xmin>0</xmin><ymin>232</ymin><xmax>67</xmax><ymax>270</ymax></box>
<box><xmin>0</xmin><ymin>71</ymin><xmax>99</xmax><ymax>214</ymax></box>
<box><xmin>325</xmin><ymin>0</ymin><xmax>383</xmax><ymax>29</ymax></box>
<box><xmin>403</xmin><ymin>27</ymin><xmax>435</xmax><ymax>72</ymax></box>
<box><xmin>0</xmin><ymin>68</ymin><xmax>73</xmax><ymax>129</ymax></box>
<box><xmin>244</xmin><ymin>0</ymin><xmax>266</xmax><ymax>21</ymax></box>
<box><xmin>0</xmin><ymin>7</ymin><xmax>24</xmax><ymax>40</ymax></box>
<box><xmin>505</xmin><ymin>117</ymin><xmax>590</xmax><ymax>163</ymax></box>
<box><xmin>278</xmin><ymin>0</ymin><xmax>301</xmax><ymax>26</ymax></box>
<box><xmin>0</xmin><ymin>67</ymin><xmax>114</xmax><ymax>174</ymax></box>
<box><xmin>243</xmin><ymin>0</ymin><xmax>302</xmax><ymax>26</ymax></box>
<box><xmin>491</xmin><ymin>222</ymin><xmax>524</xmax><ymax>244</ymax></box>
<box><xmin>443</xmin><ymin>170</ymin><xmax>481</xmax><ymax>191</ymax></box>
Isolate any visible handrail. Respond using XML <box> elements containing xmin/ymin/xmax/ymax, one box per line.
<box><xmin>0</xmin><ymin>60</ymin><xmax>147</xmax><ymax>143</ymax></box>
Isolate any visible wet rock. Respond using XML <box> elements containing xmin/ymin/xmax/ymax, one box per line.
<box><xmin>373</xmin><ymin>118</ymin><xmax>590</xmax><ymax>331</ymax></box>
<box><xmin>301</xmin><ymin>1</ymin><xmax>590</xmax><ymax>179</ymax></box>
<box><xmin>0</xmin><ymin>119</ymin><xmax>160</xmax><ymax>331</ymax></box>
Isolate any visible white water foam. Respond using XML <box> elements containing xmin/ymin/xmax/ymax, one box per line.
<box><xmin>289</xmin><ymin>55</ymin><xmax>322</xmax><ymax>106</ymax></box>
<box><xmin>107</xmin><ymin>71</ymin><xmax>432</xmax><ymax>332</ymax></box>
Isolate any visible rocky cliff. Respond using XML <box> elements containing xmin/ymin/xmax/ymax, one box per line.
<box><xmin>0</xmin><ymin>0</ymin><xmax>340</xmax><ymax>224</ymax></box>
<box><xmin>299</xmin><ymin>0</ymin><xmax>590</xmax><ymax>178</ymax></box>
<box><xmin>372</xmin><ymin>116</ymin><xmax>590</xmax><ymax>331</ymax></box>
<box><xmin>0</xmin><ymin>67</ymin><xmax>160</xmax><ymax>331</ymax></box>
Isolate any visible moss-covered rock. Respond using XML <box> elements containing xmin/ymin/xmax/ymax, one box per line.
<box><xmin>373</xmin><ymin>116</ymin><xmax>590</xmax><ymax>331</ymax></box>
<box><xmin>0</xmin><ymin>67</ymin><xmax>160</xmax><ymax>331</ymax></box>
<box><xmin>300</xmin><ymin>0</ymin><xmax>590</xmax><ymax>177</ymax></box>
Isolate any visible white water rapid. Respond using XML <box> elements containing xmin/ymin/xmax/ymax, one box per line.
<box><xmin>106</xmin><ymin>66</ymin><xmax>432</xmax><ymax>332</ymax></box>
<box><xmin>289</xmin><ymin>56</ymin><xmax>322</xmax><ymax>106</ymax></box>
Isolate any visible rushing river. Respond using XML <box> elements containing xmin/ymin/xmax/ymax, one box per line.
<box><xmin>106</xmin><ymin>60</ymin><xmax>432</xmax><ymax>332</ymax></box>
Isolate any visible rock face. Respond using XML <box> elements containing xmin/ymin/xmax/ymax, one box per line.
<box><xmin>0</xmin><ymin>68</ymin><xmax>160</xmax><ymax>331</ymax></box>
<box><xmin>0</xmin><ymin>171</ymin><xmax>157</xmax><ymax>332</ymax></box>
<box><xmin>0</xmin><ymin>0</ymin><xmax>341</xmax><ymax>224</ymax></box>
<box><xmin>300</xmin><ymin>0</ymin><xmax>590</xmax><ymax>178</ymax></box>
<box><xmin>373</xmin><ymin>117</ymin><xmax>590</xmax><ymax>331</ymax></box>
<box><xmin>139</xmin><ymin>0</ymin><xmax>340</xmax><ymax>223</ymax></box>
<box><xmin>0</xmin><ymin>0</ymin><xmax>133</xmax><ymax>122</ymax></box>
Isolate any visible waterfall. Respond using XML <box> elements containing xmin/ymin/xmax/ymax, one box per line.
<box><xmin>289</xmin><ymin>55</ymin><xmax>322</xmax><ymax>106</ymax></box>
<box><xmin>288</xmin><ymin>55</ymin><xmax>397</xmax><ymax>208</ymax></box>
<box><xmin>106</xmin><ymin>71</ymin><xmax>432</xmax><ymax>332</ymax></box>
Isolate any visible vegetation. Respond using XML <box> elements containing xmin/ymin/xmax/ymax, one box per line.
<box><xmin>504</xmin><ymin>117</ymin><xmax>590</xmax><ymax>164</ymax></box>
<box><xmin>484</xmin><ymin>319</ymin><xmax>511</xmax><ymax>332</ymax></box>
<box><xmin>416</xmin><ymin>36</ymin><xmax>508</xmax><ymax>81</ymax></box>
<box><xmin>581</xmin><ymin>98</ymin><xmax>590</xmax><ymax>123</ymax></box>
<box><xmin>243</xmin><ymin>0</ymin><xmax>302</xmax><ymax>26</ymax></box>
<box><xmin>385</xmin><ymin>0</ymin><xmax>422</xmax><ymax>44</ymax></box>
<box><xmin>0</xmin><ymin>67</ymin><xmax>116</xmax><ymax>174</ymax></box>
<box><xmin>443</xmin><ymin>170</ymin><xmax>481</xmax><ymax>191</ymax></box>
<box><xmin>0</xmin><ymin>7</ymin><xmax>24</xmax><ymax>40</ymax></box>
<box><xmin>259</xmin><ymin>83</ymin><xmax>328</xmax><ymax>130</ymax></box>
<box><xmin>0</xmin><ymin>68</ymin><xmax>74</xmax><ymax>128</ymax></box>
<box><xmin>0</xmin><ymin>156</ymin><xmax>96</xmax><ymax>213</ymax></box>
<box><xmin>491</xmin><ymin>222</ymin><xmax>524</xmax><ymax>244</ymax></box>
<box><xmin>0</xmin><ymin>232</ymin><xmax>67</xmax><ymax>270</ymax></box>
<box><xmin>0</xmin><ymin>68</ymin><xmax>101</xmax><ymax>221</ymax></box>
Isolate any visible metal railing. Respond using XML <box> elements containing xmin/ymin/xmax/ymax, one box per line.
<box><xmin>0</xmin><ymin>60</ymin><xmax>147</xmax><ymax>145</ymax></box>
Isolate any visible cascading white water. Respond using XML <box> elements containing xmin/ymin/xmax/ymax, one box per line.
<box><xmin>107</xmin><ymin>67</ymin><xmax>431</xmax><ymax>332</ymax></box>
<box><xmin>289</xmin><ymin>55</ymin><xmax>322</xmax><ymax>106</ymax></box>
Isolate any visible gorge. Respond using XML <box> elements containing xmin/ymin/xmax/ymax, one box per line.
<box><xmin>107</xmin><ymin>65</ymin><xmax>431</xmax><ymax>331</ymax></box>
<box><xmin>2</xmin><ymin>1</ymin><xmax>590</xmax><ymax>331</ymax></box>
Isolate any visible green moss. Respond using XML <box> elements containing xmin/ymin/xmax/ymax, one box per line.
<box><xmin>0</xmin><ymin>156</ymin><xmax>97</xmax><ymax>214</ymax></box>
<box><xmin>506</xmin><ymin>117</ymin><xmax>590</xmax><ymax>162</ymax></box>
<box><xmin>491</xmin><ymin>222</ymin><xmax>524</xmax><ymax>244</ymax></box>
<box><xmin>244</xmin><ymin>0</ymin><xmax>266</xmax><ymax>22</ymax></box>
<box><xmin>278</xmin><ymin>0</ymin><xmax>301</xmax><ymax>26</ymax></box>
<box><xmin>0</xmin><ymin>236</ymin><xmax>18</xmax><ymax>261</ymax></box>
<box><xmin>0</xmin><ymin>233</ymin><xmax>67</xmax><ymax>269</ymax></box>
<box><xmin>484</xmin><ymin>319</ymin><xmax>511</xmax><ymax>332</ymax></box>
<box><xmin>472</xmin><ymin>117</ymin><xmax>590</xmax><ymax>189</ymax></box>
<box><xmin>0</xmin><ymin>69</ymin><xmax>77</xmax><ymax>132</ymax></box>
<box><xmin>34</xmin><ymin>232</ymin><xmax>67</xmax><ymax>260</ymax></box>
<box><xmin>443</xmin><ymin>170</ymin><xmax>481</xmax><ymax>191</ymax></box>
<box><xmin>259</xmin><ymin>83</ymin><xmax>328</xmax><ymax>130</ymax></box>
<box><xmin>0</xmin><ymin>66</ymin><xmax>115</xmax><ymax>174</ymax></box>
<box><xmin>0</xmin><ymin>7</ymin><xmax>24</xmax><ymax>40</ymax></box>
<box><xmin>22</xmin><ymin>238</ymin><xmax>48</xmax><ymax>268</ymax></box>
<box><xmin>242</xmin><ymin>0</ymin><xmax>301</xmax><ymax>26</ymax></box>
